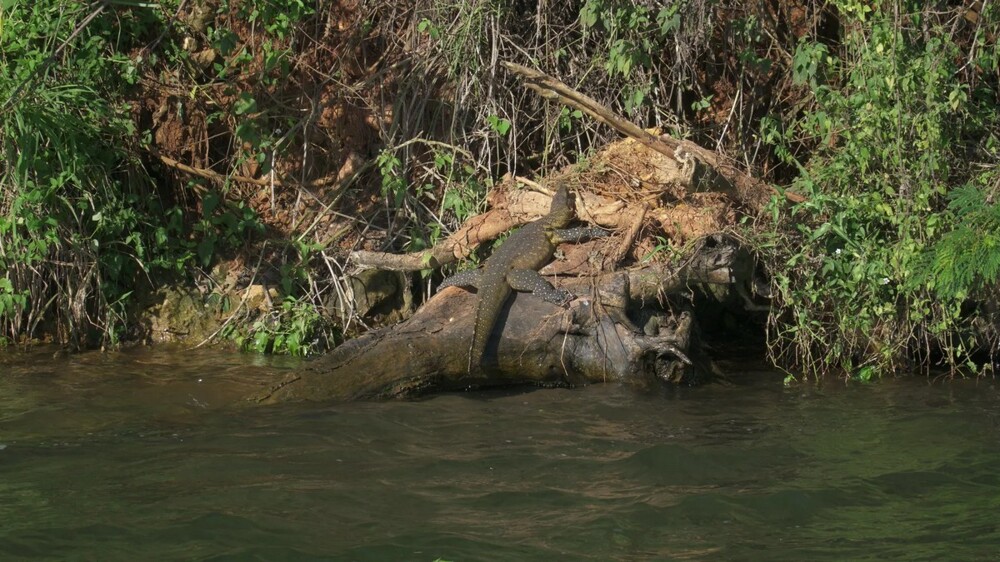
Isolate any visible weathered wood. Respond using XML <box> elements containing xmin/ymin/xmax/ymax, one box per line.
<box><xmin>350</xmin><ymin>188</ymin><xmax>550</xmax><ymax>271</ymax></box>
<box><xmin>252</xmin><ymin>288</ymin><xmax>687</xmax><ymax>402</ymax></box>
<box><xmin>350</xmin><ymin>187</ymin><xmax>630</xmax><ymax>272</ymax></box>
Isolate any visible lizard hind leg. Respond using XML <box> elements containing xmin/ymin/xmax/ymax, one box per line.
<box><xmin>506</xmin><ymin>269</ymin><xmax>574</xmax><ymax>305</ymax></box>
<box><xmin>438</xmin><ymin>269</ymin><xmax>483</xmax><ymax>292</ymax></box>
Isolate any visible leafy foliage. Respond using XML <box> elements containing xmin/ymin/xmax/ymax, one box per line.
<box><xmin>232</xmin><ymin>296</ymin><xmax>334</xmax><ymax>357</ymax></box>
<box><xmin>0</xmin><ymin>0</ymin><xmax>272</xmax><ymax>347</ymax></box>
<box><xmin>755</xmin><ymin>1</ymin><xmax>1000</xmax><ymax>377</ymax></box>
<box><xmin>3</xmin><ymin>0</ymin><xmax>999</xmax><ymax>375</ymax></box>
<box><xmin>0</xmin><ymin>0</ymin><xmax>170</xmax><ymax>346</ymax></box>
<box><xmin>912</xmin><ymin>185</ymin><xmax>1000</xmax><ymax>300</ymax></box>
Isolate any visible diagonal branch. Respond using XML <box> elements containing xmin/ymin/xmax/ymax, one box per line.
<box><xmin>501</xmin><ymin>61</ymin><xmax>805</xmax><ymax>205</ymax></box>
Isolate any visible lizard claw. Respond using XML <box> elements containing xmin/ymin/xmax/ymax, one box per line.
<box><xmin>558</xmin><ymin>290</ymin><xmax>575</xmax><ymax>306</ymax></box>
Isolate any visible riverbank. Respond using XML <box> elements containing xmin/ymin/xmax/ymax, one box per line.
<box><xmin>1</xmin><ymin>1</ymin><xmax>997</xmax><ymax>379</ymax></box>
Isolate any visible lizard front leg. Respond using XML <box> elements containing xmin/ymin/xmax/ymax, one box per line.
<box><xmin>506</xmin><ymin>269</ymin><xmax>574</xmax><ymax>305</ymax></box>
<box><xmin>550</xmin><ymin>227</ymin><xmax>609</xmax><ymax>245</ymax></box>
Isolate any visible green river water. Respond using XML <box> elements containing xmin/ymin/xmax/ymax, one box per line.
<box><xmin>1</xmin><ymin>347</ymin><xmax>999</xmax><ymax>561</ymax></box>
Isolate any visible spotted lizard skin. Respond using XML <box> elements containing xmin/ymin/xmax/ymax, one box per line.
<box><xmin>439</xmin><ymin>186</ymin><xmax>605</xmax><ymax>373</ymax></box>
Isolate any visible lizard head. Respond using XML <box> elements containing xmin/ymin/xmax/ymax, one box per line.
<box><xmin>548</xmin><ymin>185</ymin><xmax>575</xmax><ymax>227</ymax></box>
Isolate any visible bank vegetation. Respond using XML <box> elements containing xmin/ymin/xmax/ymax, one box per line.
<box><xmin>1</xmin><ymin>0</ymin><xmax>998</xmax><ymax>381</ymax></box>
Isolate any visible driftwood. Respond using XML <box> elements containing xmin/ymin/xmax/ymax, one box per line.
<box><xmin>252</xmin><ymin>235</ymin><xmax>742</xmax><ymax>402</ymax></box>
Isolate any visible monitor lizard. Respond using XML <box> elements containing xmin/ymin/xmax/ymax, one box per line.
<box><xmin>438</xmin><ymin>185</ymin><xmax>607</xmax><ymax>373</ymax></box>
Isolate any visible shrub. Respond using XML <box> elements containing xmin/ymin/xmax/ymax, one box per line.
<box><xmin>755</xmin><ymin>1</ymin><xmax>1000</xmax><ymax>377</ymax></box>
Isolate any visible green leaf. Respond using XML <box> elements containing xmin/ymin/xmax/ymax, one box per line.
<box><xmin>197</xmin><ymin>236</ymin><xmax>215</xmax><ymax>267</ymax></box>
<box><xmin>233</xmin><ymin>93</ymin><xmax>257</xmax><ymax>115</ymax></box>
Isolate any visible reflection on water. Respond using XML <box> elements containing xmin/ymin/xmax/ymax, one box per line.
<box><xmin>1</xmin><ymin>347</ymin><xmax>999</xmax><ymax>560</ymax></box>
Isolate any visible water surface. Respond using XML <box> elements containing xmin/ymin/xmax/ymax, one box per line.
<box><xmin>2</xmin><ymin>347</ymin><xmax>999</xmax><ymax>560</ymax></box>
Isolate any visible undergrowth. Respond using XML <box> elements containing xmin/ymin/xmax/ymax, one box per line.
<box><xmin>0</xmin><ymin>0</ymin><xmax>175</xmax><ymax>347</ymax></box>
<box><xmin>2</xmin><ymin>0</ymin><xmax>998</xmax><ymax>374</ymax></box>
<box><xmin>754</xmin><ymin>0</ymin><xmax>1000</xmax><ymax>378</ymax></box>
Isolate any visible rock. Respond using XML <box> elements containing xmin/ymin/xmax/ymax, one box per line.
<box><xmin>327</xmin><ymin>269</ymin><xmax>415</xmax><ymax>326</ymax></box>
<box><xmin>141</xmin><ymin>286</ymin><xmax>224</xmax><ymax>344</ymax></box>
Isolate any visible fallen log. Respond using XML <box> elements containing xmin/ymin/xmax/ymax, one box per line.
<box><xmin>251</xmin><ymin>235</ymin><xmax>742</xmax><ymax>402</ymax></box>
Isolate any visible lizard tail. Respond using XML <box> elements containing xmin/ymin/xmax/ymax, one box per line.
<box><xmin>468</xmin><ymin>276</ymin><xmax>510</xmax><ymax>373</ymax></box>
